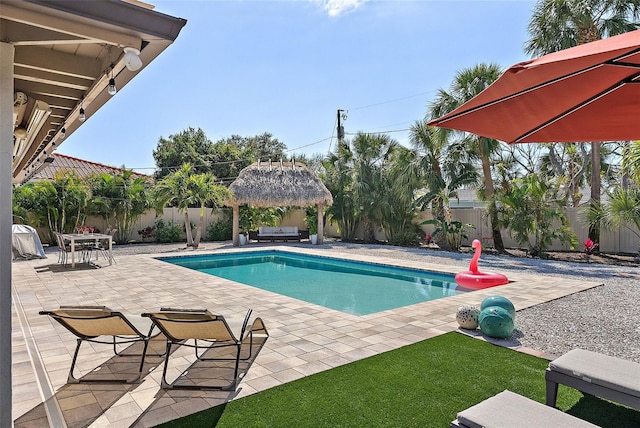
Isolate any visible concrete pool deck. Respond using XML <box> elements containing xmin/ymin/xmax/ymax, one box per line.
<box><xmin>11</xmin><ymin>243</ymin><xmax>602</xmax><ymax>427</ymax></box>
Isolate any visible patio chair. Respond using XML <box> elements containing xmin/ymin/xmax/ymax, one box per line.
<box><xmin>39</xmin><ymin>305</ymin><xmax>159</xmax><ymax>383</ymax></box>
<box><xmin>141</xmin><ymin>308</ymin><xmax>269</xmax><ymax>390</ymax></box>
<box><xmin>546</xmin><ymin>348</ymin><xmax>640</xmax><ymax>410</ymax></box>
<box><xmin>54</xmin><ymin>232</ymin><xmax>92</xmax><ymax>266</ymax></box>
<box><xmin>91</xmin><ymin>228</ymin><xmax>117</xmax><ymax>264</ymax></box>
<box><xmin>451</xmin><ymin>390</ymin><xmax>598</xmax><ymax>428</ymax></box>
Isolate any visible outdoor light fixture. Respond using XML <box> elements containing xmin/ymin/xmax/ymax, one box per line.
<box><xmin>107</xmin><ymin>77</ymin><xmax>117</xmax><ymax>95</ymax></box>
<box><xmin>123</xmin><ymin>47</ymin><xmax>143</xmax><ymax>71</ymax></box>
<box><xmin>79</xmin><ymin>107</ymin><xmax>86</xmax><ymax>122</ymax></box>
<box><xmin>60</xmin><ymin>127</ymin><xmax>66</xmax><ymax>139</ymax></box>
<box><xmin>107</xmin><ymin>64</ymin><xmax>117</xmax><ymax>95</ymax></box>
<box><xmin>13</xmin><ymin>127</ymin><xmax>27</xmax><ymax>139</ymax></box>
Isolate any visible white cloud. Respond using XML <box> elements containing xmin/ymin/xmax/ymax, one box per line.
<box><xmin>314</xmin><ymin>0</ymin><xmax>369</xmax><ymax>17</ymax></box>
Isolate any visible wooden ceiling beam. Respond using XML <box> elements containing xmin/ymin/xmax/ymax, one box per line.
<box><xmin>14</xmin><ymin>46</ymin><xmax>102</xmax><ymax>80</ymax></box>
<box><xmin>1</xmin><ymin>3</ymin><xmax>141</xmax><ymax>48</ymax></box>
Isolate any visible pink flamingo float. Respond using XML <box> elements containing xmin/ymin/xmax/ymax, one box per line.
<box><xmin>455</xmin><ymin>239</ymin><xmax>509</xmax><ymax>290</ymax></box>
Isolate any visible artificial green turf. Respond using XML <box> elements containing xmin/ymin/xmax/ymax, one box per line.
<box><xmin>156</xmin><ymin>332</ymin><xmax>640</xmax><ymax>427</ymax></box>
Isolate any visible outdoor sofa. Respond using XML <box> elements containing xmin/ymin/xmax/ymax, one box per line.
<box><xmin>451</xmin><ymin>390</ymin><xmax>598</xmax><ymax>428</ymax></box>
<box><xmin>251</xmin><ymin>226</ymin><xmax>307</xmax><ymax>242</ymax></box>
<box><xmin>546</xmin><ymin>348</ymin><xmax>640</xmax><ymax>410</ymax></box>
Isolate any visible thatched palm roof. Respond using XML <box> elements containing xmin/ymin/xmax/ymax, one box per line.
<box><xmin>229</xmin><ymin>161</ymin><xmax>333</xmax><ymax>207</ymax></box>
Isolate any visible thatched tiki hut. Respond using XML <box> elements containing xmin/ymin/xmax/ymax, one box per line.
<box><xmin>228</xmin><ymin>161</ymin><xmax>333</xmax><ymax>246</ymax></box>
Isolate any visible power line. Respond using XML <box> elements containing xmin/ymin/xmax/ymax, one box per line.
<box><xmin>346</xmin><ymin>128</ymin><xmax>411</xmax><ymax>136</ymax></box>
<box><xmin>347</xmin><ymin>91</ymin><xmax>432</xmax><ymax>111</ymax></box>
<box><xmin>285</xmin><ymin>136</ymin><xmax>334</xmax><ymax>153</ymax></box>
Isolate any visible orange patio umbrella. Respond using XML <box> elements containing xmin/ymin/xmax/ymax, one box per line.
<box><xmin>428</xmin><ymin>30</ymin><xmax>640</xmax><ymax>143</ymax></box>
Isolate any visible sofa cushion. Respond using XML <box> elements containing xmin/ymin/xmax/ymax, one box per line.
<box><xmin>258</xmin><ymin>226</ymin><xmax>298</xmax><ymax>236</ymax></box>
<box><xmin>549</xmin><ymin>349</ymin><xmax>640</xmax><ymax>398</ymax></box>
<box><xmin>456</xmin><ymin>390</ymin><xmax>598</xmax><ymax>428</ymax></box>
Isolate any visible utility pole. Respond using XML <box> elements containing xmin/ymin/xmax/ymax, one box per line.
<box><xmin>337</xmin><ymin>109</ymin><xmax>346</xmax><ymax>145</ymax></box>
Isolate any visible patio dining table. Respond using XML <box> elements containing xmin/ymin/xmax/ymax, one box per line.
<box><xmin>61</xmin><ymin>233</ymin><xmax>113</xmax><ymax>268</ymax></box>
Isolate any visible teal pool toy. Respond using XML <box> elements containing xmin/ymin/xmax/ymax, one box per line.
<box><xmin>481</xmin><ymin>295</ymin><xmax>516</xmax><ymax>319</ymax></box>
<box><xmin>479</xmin><ymin>306</ymin><xmax>514</xmax><ymax>339</ymax></box>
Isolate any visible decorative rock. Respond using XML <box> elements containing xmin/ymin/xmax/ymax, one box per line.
<box><xmin>456</xmin><ymin>304</ymin><xmax>480</xmax><ymax>329</ymax></box>
<box><xmin>481</xmin><ymin>295</ymin><xmax>516</xmax><ymax>319</ymax></box>
<box><xmin>479</xmin><ymin>306</ymin><xmax>514</xmax><ymax>339</ymax></box>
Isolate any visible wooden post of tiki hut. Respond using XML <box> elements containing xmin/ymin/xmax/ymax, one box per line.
<box><xmin>228</xmin><ymin>160</ymin><xmax>333</xmax><ymax>247</ymax></box>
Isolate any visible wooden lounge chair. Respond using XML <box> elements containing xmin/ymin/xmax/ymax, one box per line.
<box><xmin>451</xmin><ymin>390</ymin><xmax>598</xmax><ymax>428</ymax></box>
<box><xmin>141</xmin><ymin>308</ymin><xmax>268</xmax><ymax>390</ymax></box>
<box><xmin>546</xmin><ymin>348</ymin><xmax>640</xmax><ymax>410</ymax></box>
<box><xmin>39</xmin><ymin>305</ymin><xmax>157</xmax><ymax>383</ymax></box>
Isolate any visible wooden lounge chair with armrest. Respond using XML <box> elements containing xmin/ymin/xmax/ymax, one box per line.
<box><xmin>451</xmin><ymin>390</ymin><xmax>598</xmax><ymax>428</ymax></box>
<box><xmin>141</xmin><ymin>308</ymin><xmax>269</xmax><ymax>390</ymax></box>
<box><xmin>546</xmin><ymin>348</ymin><xmax>640</xmax><ymax>410</ymax></box>
<box><xmin>39</xmin><ymin>305</ymin><xmax>159</xmax><ymax>383</ymax></box>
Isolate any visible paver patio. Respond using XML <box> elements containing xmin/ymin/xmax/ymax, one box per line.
<box><xmin>11</xmin><ymin>243</ymin><xmax>602</xmax><ymax>427</ymax></box>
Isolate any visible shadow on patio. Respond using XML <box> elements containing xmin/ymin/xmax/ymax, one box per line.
<box><xmin>14</xmin><ymin>332</ymin><xmax>267</xmax><ymax>427</ymax></box>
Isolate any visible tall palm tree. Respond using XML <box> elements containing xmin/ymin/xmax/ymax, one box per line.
<box><xmin>526</xmin><ymin>0</ymin><xmax>640</xmax><ymax>244</ymax></box>
<box><xmin>410</xmin><ymin>119</ymin><xmax>478</xmax><ymax>220</ymax></box>
<box><xmin>153</xmin><ymin>164</ymin><xmax>196</xmax><ymax>246</ymax></box>
<box><xmin>429</xmin><ymin>63</ymin><xmax>506</xmax><ymax>252</ymax></box>
<box><xmin>152</xmin><ymin>163</ymin><xmax>230</xmax><ymax>248</ymax></box>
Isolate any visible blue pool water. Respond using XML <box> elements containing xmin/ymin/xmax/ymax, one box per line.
<box><xmin>158</xmin><ymin>251</ymin><xmax>464</xmax><ymax>316</ymax></box>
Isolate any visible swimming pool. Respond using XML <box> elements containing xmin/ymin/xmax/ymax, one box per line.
<box><xmin>158</xmin><ymin>251</ymin><xmax>465</xmax><ymax>316</ymax></box>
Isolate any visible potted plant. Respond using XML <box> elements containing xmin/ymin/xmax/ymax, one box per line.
<box><xmin>305</xmin><ymin>207</ymin><xmax>319</xmax><ymax>244</ymax></box>
<box><xmin>238</xmin><ymin>206</ymin><xmax>253</xmax><ymax>245</ymax></box>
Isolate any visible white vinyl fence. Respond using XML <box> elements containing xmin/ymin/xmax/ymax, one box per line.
<box><xmin>78</xmin><ymin>206</ymin><xmax>638</xmax><ymax>254</ymax></box>
<box><xmin>414</xmin><ymin>208</ymin><xmax>639</xmax><ymax>254</ymax></box>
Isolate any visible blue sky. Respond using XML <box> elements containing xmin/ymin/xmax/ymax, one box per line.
<box><xmin>59</xmin><ymin>0</ymin><xmax>536</xmax><ymax>173</ymax></box>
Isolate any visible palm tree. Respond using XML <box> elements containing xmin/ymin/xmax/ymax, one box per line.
<box><xmin>622</xmin><ymin>140</ymin><xmax>640</xmax><ymax>185</ymax></box>
<box><xmin>351</xmin><ymin>133</ymin><xmax>397</xmax><ymax>243</ymax></box>
<box><xmin>526</xmin><ymin>0</ymin><xmax>640</xmax><ymax>244</ymax></box>
<box><xmin>377</xmin><ymin>145</ymin><xmax>423</xmax><ymax>245</ymax></box>
<box><xmin>90</xmin><ymin>170</ymin><xmax>151</xmax><ymax>243</ymax></box>
<box><xmin>152</xmin><ymin>163</ymin><xmax>230</xmax><ymax>248</ymax></box>
<box><xmin>324</xmin><ymin>141</ymin><xmax>359</xmax><ymax>241</ymax></box>
<box><xmin>188</xmin><ymin>172</ymin><xmax>230</xmax><ymax>248</ymax></box>
<box><xmin>429</xmin><ymin>63</ymin><xmax>506</xmax><ymax>252</ymax></box>
<box><xmin>410</xmin><ymin>120</ymin><xmax>478</xmax><ymax>218</ymax></box>
<box><xmin>586</xmin><ymin>189</ymin><xmax>640</xmax><ymax>260</ymax></box>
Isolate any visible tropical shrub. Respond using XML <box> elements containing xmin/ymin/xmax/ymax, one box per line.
<box><xmin>388</xmin><ymin>227</ymin><xmax>422</xmax><ymax>247</ymax></box>
<box><xmin>304</xmin><ymin>206</ymin><xmax>319</xmax><ymax>235</ymax></box>
<box><xmin>585</xmin><ymin>188</ymin><xmax>640</xmax><ymax>259</ymax></box>
<box><xmin>238</xmin><ymin>206</ymin><xmax>283</xmax><ymax>234</ymax></box>
<box><xmin>207</xmin><ymin>209</ymin><xmax>233</xmax><ymax>241</ymax></box>
<box><xmin>420</xmin><ymin>218</ymin><xmax>475</xmax><ymax>251</ymax></box>
<box><xmin>153</xmin><ymin>219</ymin><xmax>182</xmax><ymax>243</ymax></box>
<box><xmin>495</xmin><ymin>174</ymin><xmax>576</xmax><ymax>257</ymax></box>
